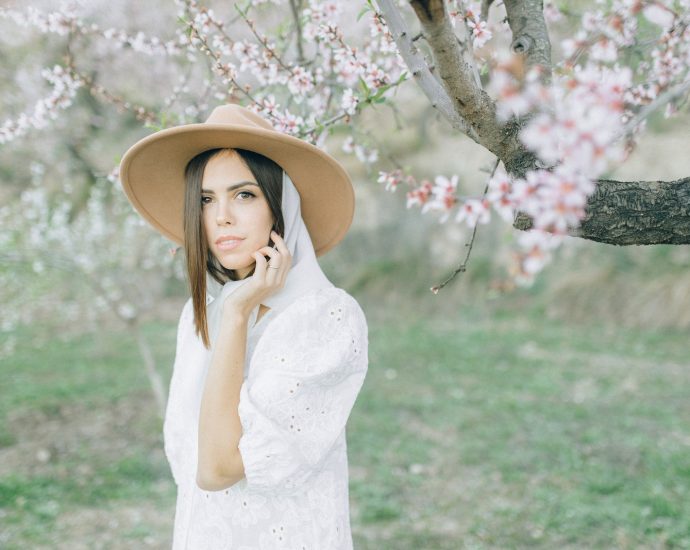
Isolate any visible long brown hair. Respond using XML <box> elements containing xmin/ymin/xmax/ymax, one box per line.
<box><xmin>183</xmin><ymin>148</ymin><xmax>284</xmax><ymax>348</ymax></box>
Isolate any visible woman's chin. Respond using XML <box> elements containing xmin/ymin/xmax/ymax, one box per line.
<box><xmin>217</xmin><ymin>257</ymin><xmax>255</xmax><ymax>276</ymax></box>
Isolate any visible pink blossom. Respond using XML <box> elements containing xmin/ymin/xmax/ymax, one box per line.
<box><xmin>271</xmin><ymin>110</ymin><xmax>304</xmax><ymax>135</ymax></box>
<box><xmin>520</xmin><ymin>113</ymin><xmax>561</xmax><ymax>165</ymax></box>
<box><xmin>287</xmin><ymin>66</ymin><xmax>315</xmax><ymax>98</ymax></box>
<box><xmin>417</xmin><ymin>175</ymin><xmax>460</xmax><ymax>222</ymax></box>
<box><xmin>489</xmin><ymin>69</ymin><xmax>534</xmax><ymax>121</ymax></box>
<box><xmin>406</xmin><ymin>180</ymin><xmax>434</xmax><ymax>208</ymax></box>
<box><xmin>342</xmin><ymin>135</ymin><xmax>355</xmax><ymax>154</ymax></box>
<box><xmin>378</xmin><ymin>170</ymin><xmax>403</xmax><ymax>192</ymax></box>
<box><xmin>454</xmin><ymin>198</ymin><xmax>491</xmax><ymax>228</ymax></box>
<box><xmin>643</xmin><ymin>4</ymin><xmax>675</xmax><ymax>29</ymax></box>
<box><xmin>0</xmin><ymin>65</ymin><xmax>82</xmax><ymax>145</ymax></box>
<box><xmin>341</xmin><ymin>89</ymin><xmax>359</xmax><ymax>115</ymax></box>
<box><xmin>467</xmin><ymin>19</ymin><xmax>492</xmax><ymax>49</ymax></box>
<box><xmin>487</xmin><ymin>169</ymin><xmax>517</xmax><ymax>222</ymax></box>
<box><xmin>590</xmin><ymin>38</ymin><xmax>618</xmax><ymax>62</ymax></box>
<box><xmin>354</xmin><ymin>145</ymin><xmax>378</xmax><ymax>164</ymax></box>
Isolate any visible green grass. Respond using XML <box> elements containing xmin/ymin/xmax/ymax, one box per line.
<box><xmin>0</xmin><ymin>322</ymin><xmax>177</xmax><ymax>548</ymax></box>
<box><xmin>348</xmin><ymin>314</ymin><xmax>690</xmax><ymax>549</ymax></box>
<box><xmin>1</xmin><ymin>311</ymin><xmax>689</xmax><ymax>549</ymax></box>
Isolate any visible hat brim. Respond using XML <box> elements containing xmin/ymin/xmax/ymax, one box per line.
<box><xmin>119</xmin><ymin>123</ymin><xmax>354</xmax><ymax>257</ymax></box>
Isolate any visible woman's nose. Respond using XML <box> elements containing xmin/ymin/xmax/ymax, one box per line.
<box><xmin>215</xmin><ymin>201</ymin><xmax>234</xmax><ymax>225</ymax></box>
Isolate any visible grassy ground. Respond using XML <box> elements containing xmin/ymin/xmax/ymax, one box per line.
<box><xmin>1</xmin><ymin>305</ymin><xmax>689</xmax><ymax>549</ymax></box>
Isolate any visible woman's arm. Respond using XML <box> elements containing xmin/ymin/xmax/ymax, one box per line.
<box><xmin>196</xmin><ymin>307</ymin><xmax>248</xmax><ymax>491</ymax></box>
<box><xmin>196</xmin><ymin>229</ymin><xmax>292</xmax><ymax>491</ymax></box>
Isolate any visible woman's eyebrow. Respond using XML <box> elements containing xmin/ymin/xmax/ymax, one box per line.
<box><xmin>201</xmin><ymin>181</ymin><xmax>259</xmax><ymax>194</ymax></box>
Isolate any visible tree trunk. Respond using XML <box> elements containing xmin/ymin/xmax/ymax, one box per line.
<box><xmin>128</xmin><ymin>322</ymin><xmax>167</xmax><ymax>419</ymax></box>
<box><xmin>514</xmin><ymin>176</ymin><xmax>690</xmax><ymax>244</ymax></box>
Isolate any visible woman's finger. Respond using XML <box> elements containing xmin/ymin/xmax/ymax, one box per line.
<box><xmin>256</xmin><ymin>246</ymin><xmax>281</xmax><ymax>267</ymax></box>
<box><xmin>269</xmin><ymin>232</ymin><xmax>292</xmax><ymax>285</ymax></box>
<box><xmin>254</xmin><ymin>246</ymin><xmax>283</xmax><ymax>286</ymax></box>
<box><xmin>270</xmin><ymin>231</ymin><xmax>292</xmax><ymax>262</ymax></box>
<box><xmin>251</xmin><ymin>251</ymin><xmax>268</xmax><ymax>280</ymax></box>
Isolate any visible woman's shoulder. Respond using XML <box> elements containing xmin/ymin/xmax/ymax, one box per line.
<box><xmin>176</xmin><ymin>287</ymin><xmax>366</xmax><ymax>336</ymax></box>
<box><xmin>251</xmin><ymin>286</ymin><xmax>368</xmax><ymax>374</ymax></box>
<box><xmin>284</xmin><ymin>286</ymin><xmax>365</xmax><ymax>321</ymax></box>
<box><xmin>259</xmin><ymin>287</ymin><xmax>367</xmax><ymax>344</ymax></box>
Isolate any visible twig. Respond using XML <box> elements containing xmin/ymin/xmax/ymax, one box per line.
<box><xmin>65</xmin><ymin>56</ymin><xmax>158</xmax><ymax>125</ymax></box>
<box><xmin>289</xmin><ymin>0</ymin><xmax>305</xmax><ymax>64</ymax></box>
<box><xmin>480</xmin><ymin>0</ymin><xmax>494</xmax><ymax>21</ymax></box>
<box><xmin>183</xmin><ymin>15</ymin><xmax>262</xmax><ymax>108</ymax></box>
<box><xmin>430</xmin><ymin>157</ymin><xmax>500</xmax><ymax>294</ymax></box>
<box><xmin>233</xmin><ymin>4</ymin><xmax>297</xmax><ymax>76</ymax></box>
<box><xmin>456</xmin><ymin>9</ymin><xmax>482</xmax><ymax>89</ymax></box>
<box><xmin>617</xmin><ymin>78</ymin><xmax>690</xmax><ymax>140</ymax></box>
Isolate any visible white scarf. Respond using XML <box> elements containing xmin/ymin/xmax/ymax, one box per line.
<box><xmin>204</xmin><ymin>170</ymin><xmax>334</xmax><ymax>348</ymax></box>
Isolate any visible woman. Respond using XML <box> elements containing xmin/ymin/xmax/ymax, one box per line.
<box><xmin>119</xmin><ymin>104</ymin><xmax>369</xmax><ymax>549</ymax></box>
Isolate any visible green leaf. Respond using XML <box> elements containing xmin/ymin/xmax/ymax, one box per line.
<box><xmin>357</xmin><ymin>6</ymin><xmax>371</xmax><ymax>21</ymax></box>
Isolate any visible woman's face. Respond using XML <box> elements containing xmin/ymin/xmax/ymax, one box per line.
<box><xmin>201</xmin><ymin>150</ymin><xmax>274</xmax><ymax>279</ymax></box>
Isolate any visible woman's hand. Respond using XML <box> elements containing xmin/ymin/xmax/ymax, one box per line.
<box><xmin>222</xmin><ymin>230</ymin><xmax>292</xmax><ymax>319</ymax></box>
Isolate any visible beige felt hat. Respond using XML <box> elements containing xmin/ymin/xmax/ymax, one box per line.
<box><xmin>119</xmin><ymin>103</ymin><xmax>354</xmax><ymax>256</ymax></box>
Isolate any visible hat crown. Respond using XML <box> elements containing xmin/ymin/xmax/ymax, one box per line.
<box><xmin>204</xmin><ymin>104</ymin><xmax>274</xmax><ymax>131</ymax></box>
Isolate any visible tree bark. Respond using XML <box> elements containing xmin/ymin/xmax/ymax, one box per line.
<box><xmin>382</xmin><ymin>0</ymin><xmax>690</xmax><ymax>246</ymax></box>
<box><xmin>503</xmin><ymin>0</ymin><xmax>552</xmax><ymax>79</ymax></box>
<box><xmin>514</xmin><ymin>177</ymin><xmax>690</xmax><ymax>244</ymax></box>
<box><xmin>128</xmin><ymin>322</ymin><xmax>167</xmax><ymax>419</ymax></box>
<box><xmin>407</xmin><ymin>0</ymin><xmax>509</xmax><ymax>156</ymax></box>
<box><xmin>377</xmin><ymin>0</ymin><xmax>479</xmax><ymax>141</ymax></box>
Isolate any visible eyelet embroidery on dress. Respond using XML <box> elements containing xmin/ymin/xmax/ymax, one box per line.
<box><xmin>271</xmin><ymin>525</ymin><xmax>285</xmax><ymax>542</ymax></box>
<box><xmin>169</xmin><ymin>289</ymin><xmax>368</xmax><ymax>547</ymax></box>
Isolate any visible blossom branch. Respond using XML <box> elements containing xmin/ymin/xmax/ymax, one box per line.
<box><xmin>405</xmin><ymin>0</ymin><xmax>522</xmax><ymax>162</ymax></box>
<box><xmin>375</xmin><ymin>0</ymin><xmax>480</xmax><ymax>142</ymax></box>
<box><xmin>514</xmin><ymin>176</ymin><xmax>690</xmax><ymax>245</ymax></box>
<box><xmin>289</xmin><ymin>0</ymin><xmax>306</xmax><ymax>64</ymax></box>
<box><xmin>480</xmin><ymin>0</ymin><xmax>494</xmax><ymax>22</ymax></box>
<box><xmin>233</xmin><ymin>3</ymin><xmax>296</xmax><ymax>76</ymax></box>
<box><xmin>66</xmin><ymin>62</ymin><xmax>158</xmax><ymax>125</ymax></box>
<box><xmin>619</xmin><ymin>77</ymin><xmax>690</xmax><ymax>139</ymax></box>
<box><xmin>502</xmin><ymin>0</ymin><xmax>553</xmax><ymax>80</ymax></box>
<box><xmin>430</xmin><ymin>157</ymin><xmax>501</xmax><ymax>294</ymax></box>
<box><xmin>182</xmin><ymin>13</ymin><xmax>262</xmax><ymax>108</ymax></box>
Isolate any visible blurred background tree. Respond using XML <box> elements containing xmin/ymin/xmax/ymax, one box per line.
<box><xmin>1</xmin><ymin>1</ymin><xmax>689</xmax><ymax>548</ymax></box>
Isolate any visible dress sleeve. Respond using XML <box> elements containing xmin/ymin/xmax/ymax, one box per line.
<box><xmin>237</xmin><ymin>288</ymin><xmax>368</xmax><ymax>496</ymax></box>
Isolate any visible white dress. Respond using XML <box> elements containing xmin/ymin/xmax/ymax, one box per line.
<box><xmin>163</xmin><ymin>286</ymin><xmax>369</xmax><ymax>549</ymax></box>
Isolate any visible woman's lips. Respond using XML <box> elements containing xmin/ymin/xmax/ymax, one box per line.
<box><xmin>216</xmin><ymin>238</ymin><xmax>243</xmax><ymax>251</ymax></box>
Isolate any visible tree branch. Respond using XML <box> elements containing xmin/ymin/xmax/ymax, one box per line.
<box><xmin>376</xmin><ymin>0</ymin><xmax>480</xmax><ymax>142</ymax></box>
<box><xmin>502</xmin><ymin>0</ymin><xmax>553</xmax><ymax>80</ymax></box>
<box><xmin>289</xmin><ymin>0</ymin><xmax>305</xmax><ymax>64</ymax></box>
<box><xmin>514</xmin><ymin>177</ymin><xmax>690</xmax><ymax>244</ymax></box>
<box><xmin>480</xmin><ymin>0</ymin><xmax>495</xmax><ymax>22</ymax></box>
<box><xmin>455</xmin><ymin>10</ymin><xmax>482</xmax><ymax>89</ymax></box>
<box><xmin>618</xmin><ymin>78</ymin><xmax>690</xmax><ymax>140</ymax></box>
<box><xmin>406</xmin><ymin>0</ymin><xmax>527</xmax><ymax>165</ymax></box>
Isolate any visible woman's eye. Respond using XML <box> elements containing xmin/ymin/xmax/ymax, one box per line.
<box><xmin>201</xmin><ymin>196</ymin><xmax>212</xmax><ymax>205</ymax></box>
<box><xmin>237</xmin><ymin>191</ymin><xmax>255</xmax><ymax>200</ymax></box>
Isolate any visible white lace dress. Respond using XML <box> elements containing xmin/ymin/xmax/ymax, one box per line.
<box><xmin>163</xmin><ymin>286</ymin><xmax>369</xmax><ymax>549</ymax></box>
